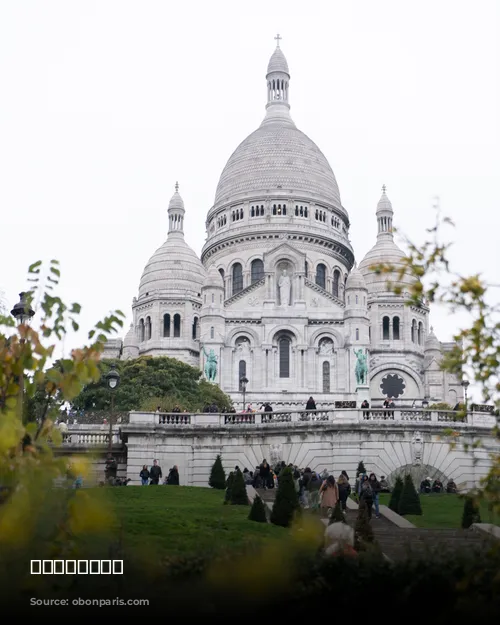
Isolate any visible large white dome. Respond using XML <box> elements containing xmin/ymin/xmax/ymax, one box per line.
<box><xmin>213</xmin><ymin>124</ymin><xmax>342</xmax><ymax>210</ymax></box>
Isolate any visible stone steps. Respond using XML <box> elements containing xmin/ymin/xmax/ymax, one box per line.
<box><xmin>257</xmin><ymin>488</ymin><xmax>494</xmax><ymax>560</ymax></box>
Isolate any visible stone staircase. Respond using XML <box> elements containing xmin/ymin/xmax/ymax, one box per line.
<box><xmin>256</xmin><ymin>488</ymin><xmax>494</xmax><ymax>560</ymax></box>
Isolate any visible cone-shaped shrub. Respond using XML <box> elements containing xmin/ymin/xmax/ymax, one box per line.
<box><xmin>224</xmin><ymin>472</ymin><xmax>234</xmax><ymax>504</ymax></box>
<box><xmin>329</xmin><ymin>500</ymin><xmax>345</xmax><ymax>524</ymax></box>
<box><xmin>230</xmin><ymin>468</ymin><xmax>248</xmax><ymax>505</ymax></box>
<box><xmin>356</xmin><ymin>461</ymin><xmax>366</xmax><ymax>478</ymax></box>
<box><xmin>398</xmin><ymin>474</ymin><xmax>422</xmax><ymax>516</ymax></box>
<box><xmin>354</xmin><ymin>500</ymin><xmax>374</xmax><ymax>550</ymax></box>
<box><xmin>248</xmin><ymin>495</ymin><xmax>268</xmax><ymax>523</ymax></box>
<box><xmin>209</xmin><ymin>454</ymin><xmax>226</xmax><ymax>490</ymax></box>
<box><xmin>270</xmin><ymin>466</ymin><xmax>299</xmax><ymax>527</ymax></box>
<box><xmin>462</xmin><ymin>496</ymin><xmax>481</xmax><ymax>528</ymax></box>
<box><xmin>388</xmin><ymin>475</ymin><xmax>404</xmax><ymax>512</ymax></box>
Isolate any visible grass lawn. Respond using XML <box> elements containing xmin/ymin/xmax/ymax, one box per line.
<box><xmin>379</xmin><ymin>492</ymin><xmax>499</xmax><ymax>529</ymax></box>
<box><xmin>99</xmin><ymin>486</ymin><xmax>286</xmax><ymax>559</ymax></box>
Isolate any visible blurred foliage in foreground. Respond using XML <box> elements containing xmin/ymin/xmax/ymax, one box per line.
<box><xmin>0</xmin><ymin>260</ymin><xmax>123</xmax><ymax>586</ymax></box>
<box><xmin>372</xmin><ymin>206</ymin><xmax>500</xmax><ymax>513</ymax></box>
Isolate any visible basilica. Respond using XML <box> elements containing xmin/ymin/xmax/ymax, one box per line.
<box><xmin>105</xmin><ymin>39</ymin><xmax>462</xmax><ymax>409</ymax></box>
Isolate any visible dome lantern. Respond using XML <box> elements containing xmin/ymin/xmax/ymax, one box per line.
<box><xmin>168</xmin><ymin>181</ymin><xmax>185</xmax><ymax>236</ymax></box>
<box><xmin>262</xmin><ymin>35</ymin><xmax>293</xmax><ymax>127</ymax></box>
<box><xmin>376</xmin><ymin>184</ymin><xmax>394</xmax><ymax>240</ymax></box>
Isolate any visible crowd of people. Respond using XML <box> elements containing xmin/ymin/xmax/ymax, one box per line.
<box><xmin>420</xmin><ymin>476</ymin><xmax>457</xmax><ymax>494</ymax></box>
<box><xmin>138</xmin><ymin>459</ymin><xmax>180</xmax><ymax>486</ymax></box>
<box><xmin>235</xmin><ymin>460</ymin><xmax>394</xmax><ymax>519</ymax></box>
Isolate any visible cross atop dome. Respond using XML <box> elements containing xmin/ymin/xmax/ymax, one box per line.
<box><xmin>274</xmin><ymin>33</ymin><xmax>282</xmax><ymax>48</ymax></box>
<box><xmin>382</xmin><ymin>184</ymin><xmax>386</xmax><ymax>193</ymax></box>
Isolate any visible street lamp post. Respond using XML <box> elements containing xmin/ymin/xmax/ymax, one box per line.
<box><xmin>105</xmin><ymin>364</ymin><xmax>120</xmax><ymax>453</ymax></box>
<box><xmin>240</xmin><ymin>376</ymin><xmax>248</xmax><ymax>411</ymax></box>
<box><xmin>10</xmin><ymin>292</ymin><xmax>35</xmax><ymax>423</ymax></box>
<box><xmin>461</xmin><ymin>379</ymin><xmax>470</xmax><ymax>413</ymax></box>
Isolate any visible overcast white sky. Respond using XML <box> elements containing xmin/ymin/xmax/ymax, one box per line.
<box><xmin>1</xmin><ymin>1</ymin><xmax>499</xmax><ymax>394</ymax></box>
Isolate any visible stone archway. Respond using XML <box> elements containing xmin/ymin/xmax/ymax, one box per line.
<box><xmin>386</xmin><ymin>463</ymin><xmax>450</xmax><ymax>488</ymax></box>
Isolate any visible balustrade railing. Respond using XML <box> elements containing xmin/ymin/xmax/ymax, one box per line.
<box><xmin>224</xmin><ymin>414</ymin><xmax>255</xmax><ymax>424</ymax></box>
<box><xmin>263</xmin><ymin>412</ymin><xmax>292</xmax><ymax>423</ymax></box>
<box><xmin>158</xmin><ymin>413</ymin><xmax>191</xmax><ymax>425</ymax></box>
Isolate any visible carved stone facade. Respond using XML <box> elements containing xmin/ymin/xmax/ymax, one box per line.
<box><xmin>105</xmin><ymin>41</ymin><xmax>461</xmax><ymax>408</ymax></box>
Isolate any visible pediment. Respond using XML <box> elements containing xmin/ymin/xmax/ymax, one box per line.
<box><xmin>224</xmin><ymin>281</ymin><xmax>266</xmax><ymax>311</ymax></box>
<box><xmin>263</xmin><ymin>241</ymin><xmax>306</xmax><ymax>266</ymax></box>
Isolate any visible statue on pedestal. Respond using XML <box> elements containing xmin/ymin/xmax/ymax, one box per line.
<box><xmin>278</xmin><ymin>269</ymin><xmax>291</xmax><ymax>306</ymax></box>
<box><xmin>202</xmin><ymin>346</ymin><xmax>218</xmax><ymax>382</ymax></box>
<box><xmin>354</xmin><ymin>348</ymin><xmax>368</xmax><ymax>385</ymax></box>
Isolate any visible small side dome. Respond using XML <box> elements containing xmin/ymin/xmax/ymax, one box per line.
<box><xmin>203</xmin><ymin>265</ymin><xmax>224</xmax><ymax>289</ymax></box>
<box><xmin>267</xmin><ymin>47</ymin><xmax>289</xmax><ymax>75</ymax></box>
<box><xmin>345</xmin><ymin>265</ymin><xmax>367</xmax><ymax>291</ymax></box>
<box><xmin>424</xmin><ymin>327</ymin><xmax>441</xmax><ymax>353</ymax></box>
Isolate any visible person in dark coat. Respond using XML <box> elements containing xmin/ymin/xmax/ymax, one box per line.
<box><xmin>306</xmin><ymin>396</ymin><xmax>316</xmax><ymax>411</ymax></box>
<box><xmin>149</xmin><ymin>459</ymin><xmax>162</xmax><ymax>485</ymax></box>
<box><xmin>259</xmin><ymin>459</ymin><xmax>271</xmax><ymax>489</ymax></box>
<box><xmin>368</xmin><ymin>472</ymin><xmax>381</xmax><ymax>518</ymax></box>
<box><xmin>167</xmin><ymin>465</ymin><xmax>180</xmax><ymax>485</ymax></box>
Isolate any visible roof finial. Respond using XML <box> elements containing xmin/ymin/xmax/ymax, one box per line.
<box><xmin>274</xmin><ymin>33</ymin><xmax>282</xmax><ymax>48</ymax></box>
<box><xmin>430</xmin><ymin>326</ymin><xmax>434</xmax><ymax>332</ymax></box>
<box><xmin>382</xmin><ymin>184</ymin><xmax>386</xmax><ymax>193</ymax></box>
<box><xmin>175</xmin><ymin>181</ymin><xmax>179</xmax><ymax>192</ymax></box>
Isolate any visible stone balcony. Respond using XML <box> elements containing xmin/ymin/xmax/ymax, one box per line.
<box><xmin>58</xmin><ymin>424</ymin><xmax>122</xmax><ymax>448</ymax></box>
<box><xmin>123</xmin><ymin>408</ymin><xmax>497</xmax><ymax>430</ymax></box>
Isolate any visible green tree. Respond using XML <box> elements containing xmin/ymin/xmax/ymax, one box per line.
<box><xmin>461</xmin><ymin>496</ymin><xmax>481</xmax><ymax>528</ymax></box>
<box><xmin>398</xmin><ymin>474</ymin><xmax>422</xmax><ymax>516</ymax></box>
<box><xmin>230</xmin><ymin>469</ymin><xmax>248</xmax><ymax>505</ymax></box>
<box><xmin>72</xmin><ymin>356</ymin><xmax>232</xmax><ymax>413</ymax></box>
<box><xmin>356</xmin><ymin>461</ymin><xmax>366</xmax><ymax>478</ymax></box>
<box><xmin>329</xmin><ymin>500</ymin><xmax>345</xmax><ymax>524</ymax></box>
<box><xmin>354</xmin><ymin>500</ymin><xmax>374</xmax><ymax>550</ymax></box>
<box><xmin>248</xmin><ymin>495</ymin><xmax>268</xmax><ymax>523</ymax></box>
<box><xmin>224</xmin><ymin>472</ymin><xmax>234</xmax><ymax>504</ymax></box>
<box><xmin>270</xmin><ymin>466</ymin><xmax>299</xmax><ymax>527</ymax></box>
<box><xmin>208</xmin><ymin>455</ymin><xmax>226</xmax><ymax>490</ymax></box>
<box><xmin>388</xmin><ymin>475</ymin><xmax>404</xmax><ymax>513</ymax></box>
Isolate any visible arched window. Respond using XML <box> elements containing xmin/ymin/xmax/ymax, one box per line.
<box><xmin>251</xmin><ymin>259</ymin><xmax>264</xmax><ymax>283</ymax></box>
<box><xmin>355</xmin><ymin>328</ymin><xmax>359</xmax><ymax>341</ymax></box>
<box><xmin>393</xmin><ymin>316</ymin><xmax>400</xmax><ymax>340</ymax></box>
<box><xmin>315</xmin><ymin>263</ymin><xmax>326</xmax><ymax>289</ymax></box>
<box><xmin>139</xmin><ymin>318</ymin><xmax>145</xmax><ymax>342</ymax></box>
<box><xmin>145</xmin><ymin>316</ymin><xmax>152</xmax><ymax>340</ymax></box>
<box><xmin>238</xmin><ymin>360</ymin><xmax>247</xmax><ymax>390</ymax></box>
<box><xmin>163</xmin><ymin>314</ymin><xmax>170</xmax><ymax>338</ymax></box>
<box><xmin>232</xmin><ymin>263</ymin><xmax>243</xmax><ymax>295</ymax></box>
<box><xmin>192</xmin><ymin>316</ymin><xmax>198</xmax><ymax>340</ymax></box>
<box><xmin>411</xmin><ymin>319</ymin><xmax>417</xmax><ymax>343</ymax></box>
<box><xmin>260</xmin><ymin>206</ymin><xmax>264</xmax><ymax>216</ymax></box>
<box><xmin>251</xmin><ymin>206</ymin><xmax>255</xmax><ymax>217</ymax></box>
<box><xmin>332</xmin><ymin>269</ymin><xmax>340</xmax><ymax>297</ymax></box>
<box><xmin>382</xmin><ymin>316</ymin><xmax>390</xmax><ymax>340</ymax></box>
<box><xmin>355</xmin><ymin>294</ymin><xmax>359</xmax><ymax>304</ymax></box>
<box><xmin>210</xmin><ymin>326</ymin><xmax>214</xmax><ymax>339</ymax></box>
<box><xmin>282</xmin><ymin>204</ymin><xmax>287</xmax><ymax>215</ymax></box>
<box><xmin>322</xmin><ymin>361</ymin><xmax>330</xmax><ymax>393</ymax></box>
<box><xmin>272</xmin><ymin>204</ymin><xmax>277</xmax><ymax>215</ymax></box>
<box><xmin>305</xmin><ymin>260</ymin><xmax>309</xmax><ymax>278</ymax></box>
<box><xmin>279</xmin><ymin>337</ymin><xmax>291</xmax><ymax>378</ymax></box>
<box><xmin>418</xmin><ymin>321</ymin><xmax>423</xmax><ymax>345</ymax></box>
<box><xmin>173</xmin><ymin>313</ymin><xmax>181</xmax><ymax>338</ymax></box>
<box><xmin>304</xmin><ymin>207</ymin><xmax>308</xmax><ymax>218</ymax></box>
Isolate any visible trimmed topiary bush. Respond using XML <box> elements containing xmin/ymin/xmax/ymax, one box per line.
<box><xmin>356</xmin><ymin>461</ymin><xmax>366</xmax><ymax>478</ymax></box>
<box><xmin>230</xmin><ymin>469</ymin><xmax>248</xmax><ymax>505</ymax></box>
<box><xmin>388</xmin><ymin>475</ymin><xmax>404</xmax><ymax>512</ymax></box>
<box><xmin>270</xmin><ymin>466</ymin><xmax>299</xmax><ymax>527</ymax></box>
<box><xmin>224</xmin><ymin>472</ymin><xmax>234</xmax><ymax>504</ymax></box>
<box><xmin>209</xmin><ymin>454</ymin><xmax>226</xmax><ymax>490</ymax></box>
<box><xmin>248</xmin><ymin>495</ymin><xmax>268</xmax><ymax>523</ymax></box>
<box><xmin>329</xmin><ymin>500</ymin><xmax>345</xmax><ymax>524</ymax></box>
<box><xmin>461</xmin><ymin>495</ymin><xmax>481</xmax><ymax>528</ymax></box>
<box><xmin>354</xmin><ymin>500</ymin><xmax>374</xmax><ymax>550</ymax></box>
<box><xmin>398</xmin><ymin>474</ymin><xmax>422</xmax><ymax>516</ymax></box>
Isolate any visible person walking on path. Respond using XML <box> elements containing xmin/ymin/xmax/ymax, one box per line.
<box><xmin>368</xmin><ymin>472</ymin><xmax>381</xmax><ymax>518</ymax></box>
<box><xmin>320</xmin><ymin>475</ymin><xmax>339</xmax><ymax>516</ymax></box>
<box><xmin>140</xmin><ymin>465</ymin><xmax>150</xmax><ymax>485</ymax></box>
<box><xmin>337</xmin><ymin>472</ymin><xmax>351</xmax><ymax>513</ymax></box>
<box><xmin>359</xmin><ymin>474</ymin><xmax>374</xmax><ymax>519</ymax></box>
<box><xmin>149</xmin><ymin>459</ymin><xmax>162</xmax><ymax>485</ymax></box>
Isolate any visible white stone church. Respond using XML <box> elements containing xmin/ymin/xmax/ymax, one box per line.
<box><xmin>105</xmin><ymin>39</ymin><xmax>462</xmax><ymax>409</ymax></box>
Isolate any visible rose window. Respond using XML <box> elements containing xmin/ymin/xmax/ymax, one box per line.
<box><xmin>380</xmin><ymin>373</ymin><xmax>406</xmax><ymax>399</ymax></box>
